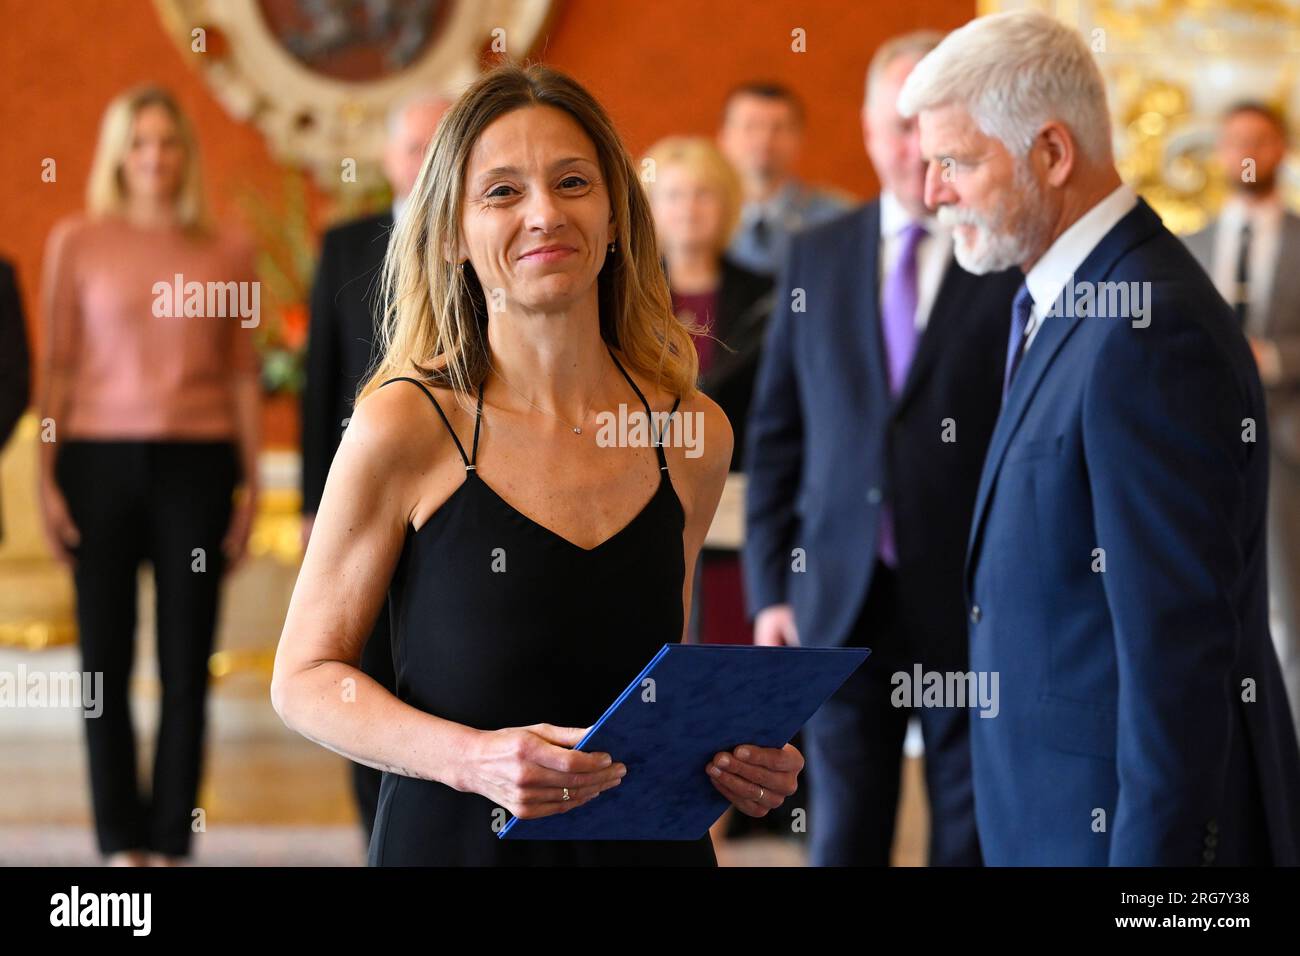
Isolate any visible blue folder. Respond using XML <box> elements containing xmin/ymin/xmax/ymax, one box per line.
<box><xmin>499</xmin><ymin>643</ymin><xmax>870</xmax><ymax>840</ymax></box>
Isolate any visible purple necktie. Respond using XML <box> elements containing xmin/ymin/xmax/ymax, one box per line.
<box><xmin>882</xmin><ymin>222</ymin><xmax>927</xmax><ymax>395</ymax></box>
<box><xmin>877</xmin><ymin>221</ymin><xmax>926</xmax><ymax>567</ymax></box>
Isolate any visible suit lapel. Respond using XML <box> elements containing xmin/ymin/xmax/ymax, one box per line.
<box><xmin>852</xmin><ymin>202</ymin><xmax>890</xmax><ymax>411</ymax></box>
<box><xmin>964</xmin><ymin>303</ymin><xmax>1086</xmax><ymax>584</ymax></box>
<box><xmin>965</xmin><ymin>199</ymin><xmax>1166</xmax><ymax>584</ymax></box>
<box><xmin>894</xmin><ymin>256</ymin><xmax>963</xmax><ymax>414</ymax></box>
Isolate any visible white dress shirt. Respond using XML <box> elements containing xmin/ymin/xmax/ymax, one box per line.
<box><xmin>1022</xmin><ymin>183</ymin><xmax>1139</xmax><ymax>353</ymax></box>
<box><xmin>1210</xmin><ymin>193</ymin><xmax>1284</xmax><ymax>327</ymax></box>
<box><xmin>1208</xmin><ymin>194</ymin><xmax>1286</xmax><ymax>383</ymax></box>
<box><xmin>879</xmin><ymin>190</ymin><xmax>952</xmax><ymax>331</ymax></box>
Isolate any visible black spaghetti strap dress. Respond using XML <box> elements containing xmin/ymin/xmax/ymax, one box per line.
<box><xmin>367</xmin><ymin>346</ymin><xmax>719</xmax><ymax>866</ymax></box>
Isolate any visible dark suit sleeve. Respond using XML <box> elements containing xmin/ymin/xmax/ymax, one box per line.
<box><xmin>301</xmin><ymin>231</ymin><xmax>343</xmax><ymax>515</ymax></box>
<box><xmin>0</xmin><ymin>260</ymin><xmax>31</xmax><ymax>446</ymax></box>
<box><xmin>741</xmin><ymin>241</ymin><xmax>805</xmax><ymax>620</ymax></box>
<box><xmin>1085</xmin><ymin>307</ymin><xmax>1250</xmax><ymax>864</ymax></box>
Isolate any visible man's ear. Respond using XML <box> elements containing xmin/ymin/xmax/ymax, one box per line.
<box><xmin>1037</xmin><ymin>121</ymin><xmax>1076</xmax><ymax>188</ymax></box>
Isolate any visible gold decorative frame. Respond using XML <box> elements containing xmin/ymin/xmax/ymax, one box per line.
<box><xmin>153</xmin><ymin>0</ymin><xmax>557</xmax><ymax>192</ymax></box>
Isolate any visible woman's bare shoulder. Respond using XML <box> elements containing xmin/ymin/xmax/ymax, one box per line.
<box><xmin>611</xmin><ymin>357</ymin><xmax>733</xmax><ymax>479</ymax></box>
<box><xmin>348</xmin><ymin>376</ymin><xmax>468</xmax><ymax>465</ymax></box>
<box><xmin>344</xmin><ymin>375</ymin><xmax>477</xmax><ymax>524</ymax></box>
<box><xmin>669</xmin><ymin>388</ymin><xmax>732</xmax><ymax>479</ymax></box>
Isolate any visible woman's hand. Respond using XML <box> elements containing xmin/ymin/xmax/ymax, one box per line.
<box><xmin>458</xmin><ymin>723</ymin><xmax>627</xmax><ymax>820</ymax></box>
<box><xmin>38</xmin><ymin>474</ymin><xmax>80</xmax><ymax>567</ymax></box>
<box><xmin>707</xmin><ymin>742</ymin><xmax>804</xmax><ymax>817</ymax></box>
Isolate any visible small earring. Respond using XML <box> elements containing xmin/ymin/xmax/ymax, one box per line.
<box><xmin>458</xmin><ymin>260</ymin><xmax>466</xmax><ymax>271</ymax></box>
<box><xmin>608</xmin><ymin>240</ymin><xmax>616</xmax><ymax>254</ymax></box>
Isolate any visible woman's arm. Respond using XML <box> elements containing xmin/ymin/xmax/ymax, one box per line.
<box><xmin>220</xmin><ymin>239</ymin><xmax>262</xmax><ymax>571</ymax></box>
<box><xmin>271</xmin><ymin>383</ymin><xmax>626</xmax><ymax>816</ymax></box>
<box><xmin>271</xmin><ymin>384</ymin><xmax>475</xmax><ymax>784</ymax></box>
<box><xmin>36</xmin><ymin>219</ymin><xmax>84</xmax><ymax>564</ymax></box>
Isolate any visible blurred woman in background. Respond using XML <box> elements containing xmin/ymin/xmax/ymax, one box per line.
<box><xmin>38</xmin><ymin>85</ymin><xmax>261</xmax><ymax>866</ymax></box>
<box><xmin>643</xmin><ymin>136</ymin><xmax>774</xmax><ymax>646</ymax></box>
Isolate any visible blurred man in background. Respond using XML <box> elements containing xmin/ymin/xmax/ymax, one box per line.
<box><xmin>1184</xmin><ymin>101</ymin><xmax>1300</xmax><ymax>742</ymax></box>
<box><xmin>718</xmin><ymin>82</ymin><xmax>855</xmax><ymax>276</ymax></box>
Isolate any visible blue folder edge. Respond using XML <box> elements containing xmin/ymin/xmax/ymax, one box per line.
<box><xmin>498</xmin><ymin>643</ymin><xmax>870</xmax><ymax>841</ymax></box>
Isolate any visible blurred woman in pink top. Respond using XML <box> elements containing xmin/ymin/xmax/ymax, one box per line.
<box><xmin>37</xmin><ymin>85</ymin><xmax>261</xmax><ymax>866</ymax></box>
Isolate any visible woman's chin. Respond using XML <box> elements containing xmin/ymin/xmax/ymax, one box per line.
<box><xmin>511</xmin><ymin>278</ymin><xmax>590</xmax><ymax>312</ymax></box>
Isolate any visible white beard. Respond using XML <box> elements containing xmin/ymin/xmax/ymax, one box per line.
<box><xmin>937</xmin><ymin>161</ymin><xmax>1051</xmax><ymax>274</ymax></box>
<box><xmin>947</xmin><ymin>219</ymin><xmax>1033</xmax><ymax>274</ymax></box>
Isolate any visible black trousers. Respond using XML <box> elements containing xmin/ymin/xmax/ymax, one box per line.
<box><xmin>55</xmin><ymin>439</ymin><xmax>237</xmax><ymax>857</ymax></box>
<box><xmin>803</xmin><ymin>563</ymin><xmax>982</xmax><ymax>866</ymax></box>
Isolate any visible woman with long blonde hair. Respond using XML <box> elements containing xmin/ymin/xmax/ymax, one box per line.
<box><xmin>272</xmin><ymin>62</ymin><xmax>804</xmax><ymax>865</ymax></box>
<box><xmin>38</xmin><ymin>84</ymin><xmax>261</xmax><ymax>866</ymax></box>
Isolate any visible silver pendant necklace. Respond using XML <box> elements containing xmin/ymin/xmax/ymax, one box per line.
<box><xmin>493</xmin><ymin>351</ymin><xmax>610</xmax><ymax>435</ymax></box>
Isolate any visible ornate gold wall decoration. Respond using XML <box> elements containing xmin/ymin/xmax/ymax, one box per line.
<box><xmin>153</xmin><ymin>0</ymin><xmax>557</xmax><ymax>192</ymax></box>
<box><xmin>980</xmin><ymin>0</ymin><xmax>1299</xmax><ymax>232</ymax></box>
<box><xmin>0</xmin><ymin>414</ymin><xmax>77</xmax><ymax>650</ymax></box>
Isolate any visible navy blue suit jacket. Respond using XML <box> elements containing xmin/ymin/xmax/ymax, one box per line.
<box><xmin>967</xmin><ymin>197</ymin><xmax>1300</xmax><ymax>865</ymax></box>
<box><xmin>743</xmin><ymin>201</ymin><xmax>1019</xmax><ymax>667</ymax></box>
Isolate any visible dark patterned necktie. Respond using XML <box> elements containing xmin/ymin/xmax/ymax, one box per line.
<box><xmin>1235</xmin><ymin>220</ymin><xmax>1252</xmax><ymax>329</ymax></box>
<box><xmin>1003</xmin><ymin>282</ymin><xmax>1033</xmax><ymax>398</ymax></box>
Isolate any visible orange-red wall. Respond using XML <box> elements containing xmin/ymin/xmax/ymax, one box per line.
<box><xmin>0</xmin><ymin>0</ymin><xmax>977</xmax><ymax>387</ymax></box>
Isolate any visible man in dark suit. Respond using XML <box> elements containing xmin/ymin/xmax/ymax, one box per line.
<box><xmin>0</xmin><ymin>256</ymin><xmax>31</xmax><ymax>544</ymax></box>
<box><xmin>900</xmin><ymin>9</ymin><xmax>1300</xmax><ymax>864</ymax></box>
<box><xmin>1184</xmin><ymin>102</ymin><xmax>1300</xmax><ymax>743</ymax></box>
<box><xmin>743</xmin><ymin>31</ymin><xmax>1019</xmax><ymax>866</ymax></box>
<box><xmin>301</xmin><ymin>92</ymin><xmax>448</xmax><ymax>840</ymax></box>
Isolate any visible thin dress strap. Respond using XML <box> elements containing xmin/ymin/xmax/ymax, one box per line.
<box><xmin>379</xmin><ymin>376</ymin><xmax>479</xmax><ymax>471</ymax></box>
<box><xmin>468</xmin><ymin>386</ymin><xmax>484</xmax><ymax>469</ymax></box>
<box><xmin>606</xmin><ymin>347</ymin><xmax>681</xmax><ymax>473</ymax></box>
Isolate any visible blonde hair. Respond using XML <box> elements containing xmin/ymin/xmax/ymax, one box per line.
<box><xmin>86</xmin><ymin>85</ymin><xmax>207</xmax><ymax>231</ymax></box>
<box><xmin>358</xmin><ymin>62</ymin><xmax>699</xmax><ymax>410</ymax></box>
<box><xmin>641</xmin><ymin>135</ymin><xmax>744</xmax><ymax>255</ymax></box>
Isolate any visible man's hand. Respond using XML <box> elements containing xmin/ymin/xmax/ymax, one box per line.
<box><xmin>754</xmin><ymin>603</ymin><xmax>799</xmax><ymax>646</ymax></box>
